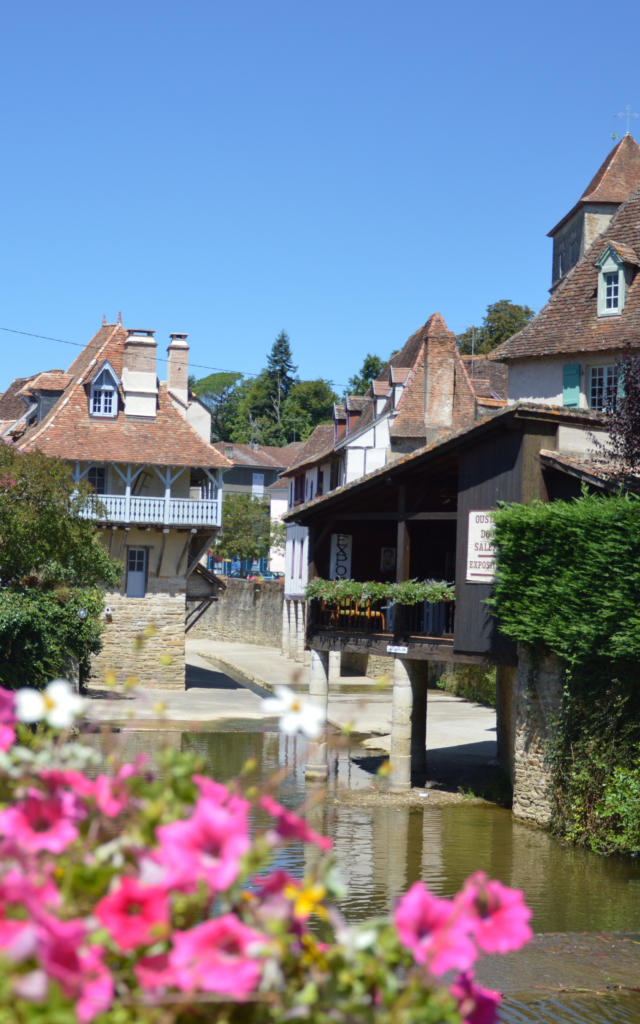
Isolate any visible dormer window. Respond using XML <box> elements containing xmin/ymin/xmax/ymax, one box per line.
<box><xmin>90</xmin><ymin>363</ymin><xmax>119</xmax><ymax>418</ymax></box>
<box><xmin>596</xmin><ymin>245</ymin><xmax>628</xmax><ymax>317</ymax></box>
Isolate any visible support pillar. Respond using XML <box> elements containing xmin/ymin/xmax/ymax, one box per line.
<box><xmin>306</xmin><ymin>649</ymin><xmax>329</xmax><ymax>780</ymax></box>
<box><xmin>389</xmin><ymin>658</ymin><xmax>427</xmax><ymax>791</ymax></box>
<box><xmin>328</xmin><ymin>650</ymin><xmax>341</xmax><ymax>683</ymax></box>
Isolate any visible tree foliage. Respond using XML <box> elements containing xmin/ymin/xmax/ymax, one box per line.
<box><xmin>191</xmin><ymin>371</ymin><xmax>244</xmax><ymax>442</ymax></box>
<box><xmin>457</xmin><ymin>300</ymin><xmax>535</xmax><ymax>356</ymax></box>
<box><xmin>193</xmin><ymin>332</ymin><xmax>335</xmax><ymax>445</ymax></box>
<box><xmin>0</xmin><ymin>448</ymin><xmax>121</xmax><ymax>689</ymax></box>
<box><xmin>599</xmin><ymin>351</ymin><xmax>640</xmax><ymax>469</ymax></box>
<box><xmin>347</xmin><ymin>353</ymin><xmax>386</xmax><ymax>396</ymax></box>
<box><xmin>217</xmin><ymin>494</ymin><xmax>272</xmax><ymax>563</ymax></box>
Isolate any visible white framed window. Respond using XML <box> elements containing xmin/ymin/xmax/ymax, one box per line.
<box><xmin>596</xmin><ymin>247</ymin><xmax>626</xmax><ymax>317</ymax></box>
<box><xmin>90</xmin><ymin>367</ymin><xmax>118</xmax><ymax>418</ymax></box>
<box><xmin>589</xmin><ymin>365</ymin><xmax>618</xmax><ymax>411</ymax></box>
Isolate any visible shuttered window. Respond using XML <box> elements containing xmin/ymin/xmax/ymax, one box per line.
<box><xmin>562</xmin><ymin>364</ymin><xmax>581</xmax><ymax>407</ymax></box>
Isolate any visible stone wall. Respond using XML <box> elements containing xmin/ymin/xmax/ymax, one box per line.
<box><xmin>89</xmin><ymin>591</ymin><xmax>186</xmax><ymax>690</ymax></box>
<box><xmin>511</xmin><ymin>644</ymin><xmax>564</xmax><ymax>826</ymax></box>
<box><xmin>188</xmin><ymin>579</ymin><xmax>284</xmax><ymax>647</ymax></box>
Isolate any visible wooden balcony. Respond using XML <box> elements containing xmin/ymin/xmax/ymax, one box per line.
<box><xmin>80</xmin><ymin>493</ymin><xmax>221</xmax><ymax>528</ymax></box>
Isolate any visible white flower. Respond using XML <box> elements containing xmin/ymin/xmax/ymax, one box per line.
<box><xmin>261</xmin><ymin>685</ymin><xmax>326</xmax><ymax>738</ymax></box>
<box><xmin>15</xmin><ymin>679</ymin><xmax>85</xmax><ymax>729</ymax></box>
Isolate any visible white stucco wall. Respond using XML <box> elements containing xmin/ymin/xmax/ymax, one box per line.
<box><xmin>509</xmin><ymin>353</ymin><xmax>625</xmax><ymax>410</ymax></box>
<box><xmin>285</xmin><ymin>524</ymin><xmax>308</xmax><ymax>598</ymax></box>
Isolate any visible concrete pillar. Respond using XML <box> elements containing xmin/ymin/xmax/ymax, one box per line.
<box><xmin>390</xmin><ymin>658</ymin><xmax>427</xmax><ymax>791</ymax></box>
<box><xmin>281</xmin><ymin>600</ymin><xmax>290</xmax><ymax>658</ymax></box>
<box><xmin>328</xmin><ymin>650</ymin><xmax>341</xmax><ymax>683</ymax></box>
<box><xmin>306</xmin><ymin>649</ymin><xmax>329</xmax><ymax>780</ymax></box>
<box><xmin>390</xmin><ymin>658</ymin><xmax>412</xmax><ymax>791</ymax></box>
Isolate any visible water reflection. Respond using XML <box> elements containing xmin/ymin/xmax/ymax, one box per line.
<box><xmin>83</xmin><ymin>725</ymin><xmax>640</xmax><ymax>934</ymax></box>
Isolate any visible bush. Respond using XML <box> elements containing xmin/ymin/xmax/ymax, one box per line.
<box><xmin>434</xmin><ymin>666</ymin><xmax>496</xmax><ymax>708</ymax></box>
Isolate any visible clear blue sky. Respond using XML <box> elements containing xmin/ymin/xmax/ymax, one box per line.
<box><xmin>3</xmin><ymin>0</ymin><xmax>640</xmax><ymax>395</ymax></box>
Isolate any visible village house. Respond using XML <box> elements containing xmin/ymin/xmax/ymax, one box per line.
<box><xmin>211</xmin><ymin>439</ymin><xmax>302</xmax><ymax>573</ymax></box>
<box><xmin>279</xmin><ymin>312</ymin><xmax>507</xmax><ymax>662</ymax></box>
<box><xmin>0</xmin><ymin>319</ymin><xmax>230</xmax><ymax>688</ymax></box>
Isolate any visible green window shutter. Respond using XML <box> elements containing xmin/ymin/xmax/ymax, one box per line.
<box><xmin>562</xmin><ymin>364</ymin><xmax>581</xmax><ymax>407</ymax></box>
<box><xmin>617</xmin><ymin>365</ymin><xmax>626</xmax><ymax>401</ymax></box>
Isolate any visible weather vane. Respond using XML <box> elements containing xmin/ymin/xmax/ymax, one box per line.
<box><xmin>611</xmin><ymin>105</ymin><xmax>639</xmax><ymax>139</ymax></box>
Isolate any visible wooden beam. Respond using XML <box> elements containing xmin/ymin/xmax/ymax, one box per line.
<box><xmin>321</xmin><ymin>511</ymin><xmax>457</xmax><ymax>522</ymax></box>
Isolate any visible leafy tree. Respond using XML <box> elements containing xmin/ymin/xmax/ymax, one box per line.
<box><xmin>457</xmin><ymin>300</ymin><xmax>535</xmax><ymax>356</ymax></box>
<box><xmin>599</xmin><ymin>351</ymin><xmax>640</xmax><ymax>469</ymax></box>
<box><xmin>0</xmin><ymin>448</ymin><xmax>121</xmax><ymax>689</ymax></box>
<box><xmin>282</xmin><ymin>379</ymin><xmax>338</xmax><ymax>441</ymax></box>
<box><xmin>217</xmin><ymin>494</ymin><xmax>272</xmax><ymax>563</ymax></box>
<box><xmin>192</xmin><ymin>371</ymin><xmax>244</xmax><ymax>442</ymax></box>
<box><xmin>347</xmin><ymin>353</ymin><xmax>386</xmax><ymax>396</ymax></box>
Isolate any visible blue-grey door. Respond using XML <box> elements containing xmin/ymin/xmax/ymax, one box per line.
<box><xmin>126</xmin><ymin>547</ymin><xmax>147</xmax><ymax>598</ymax></box>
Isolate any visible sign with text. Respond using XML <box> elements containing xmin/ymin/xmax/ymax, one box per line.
<box><xmin>329</xmin><ymin>533</ymin><xmax>352</xmax><ymax>580</ymax></box>
<box><xmin>466</xmin><ymin>510</ymin><xmax>497</xmax><ymax>583</ymax></box>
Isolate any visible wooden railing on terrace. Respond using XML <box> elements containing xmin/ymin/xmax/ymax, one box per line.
<box><xmin>80</xmin><ymin>493</ymin><xmax>221</xmax><ymax>528</ymax></box>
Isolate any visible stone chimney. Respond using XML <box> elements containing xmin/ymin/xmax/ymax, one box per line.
<box><xmin>167</xmin><ymin>333</ymin><xmax>189</xmax><ymax>405</ymax></box>
<box><xmin>122</xmin><ymin>329</ymin><xmax>158</xmax><ymax>418</ymax></box>
<box><xmin>423</xmin><ymin>313</ymin><xmax>455</xmax><ymax>436</ymax></box>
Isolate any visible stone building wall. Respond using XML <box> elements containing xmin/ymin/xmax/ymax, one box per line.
<box><xmin>188</xmin><ymin>579</ymin><xmax>284</xmax><ymax>647</ymax></box>
<box><xmin>511</xmin><ymin>644</ymin><xmax>564</xmax><ymax>826</ymax></box>
<box><xmin>89</xmin><ymin>591</ymin><xmax>186</xmax><ymax>690</ymax></box>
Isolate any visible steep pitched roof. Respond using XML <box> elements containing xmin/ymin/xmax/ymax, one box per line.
<box><xmin>548</xmin><ymin>135</ymin><xmax>640</xmax><ymax>235</ymax></box>
<box><xmin>16</xmin><ymin>323</ymin><xmax>230</xmax><ymax>469</ymax></box>
<box><xmin>0</xmin><ymin>376</ymin><xmax>36</xmax><ymax>422</ymax></box>
<box><xmin>19</xmin><ymin>371</ymin><xmax>71</xmax><ymax>394</ymax></box>
<box><xmin>281</xmin><ymin>423</ymin><xmax>334</xmax><ymax>475</ymax></box>
<box><xmin>493</xmin><ymin>187</ymin><xmax>640</xmax><ymax>362</ymax></box>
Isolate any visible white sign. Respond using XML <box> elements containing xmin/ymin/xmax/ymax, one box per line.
<box><xmin>387</xmin><ymin>644</ymin><xmax>408</xmax><ymax>654</ymax></box>
<box><xmin>466</xmin><ymin>510</ymin><xmax>497</xmax><ymax>584</ymax></box>
<box><xmin>329</xmin><ymin>533</ymin><xmax>352</xmax><ymax>580</ymax></box>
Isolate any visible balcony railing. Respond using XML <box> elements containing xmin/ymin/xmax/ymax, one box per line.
<box><xmin>80</xmin><ymin>493</ymin><xmax>221</xmax><ymax>528</ymax></box>
<box><xmin>313</xmin><ymin>597</ymin><xmax>455</xmax><ymax>639</ymax></box>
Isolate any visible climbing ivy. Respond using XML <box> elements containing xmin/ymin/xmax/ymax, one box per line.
<box><xmin>489</xmin><ymin>492</ymin><xmax>640</xmax><ymax>855</ymax></box>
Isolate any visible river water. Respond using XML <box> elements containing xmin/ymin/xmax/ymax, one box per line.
<box><xmin>85</xmin><ymin>722</ymin><xmax>640</xmax><ymax>1023</ymax></box>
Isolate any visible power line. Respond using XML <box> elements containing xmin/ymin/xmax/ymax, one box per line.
<box><xmin>0</xmin><ymin>325</ymin><xmax>351</xmax><ymax>392</ymax></box>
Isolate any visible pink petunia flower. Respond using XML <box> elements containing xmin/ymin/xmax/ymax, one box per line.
<box><xmin>458</xmin><ymin>872</ymin><xmax>532</xmax><ymax>954</ymax></box>
<box><xmin>169</xmin><ymin>915</ymin><xmax>265</xmax><ymax>998</ymax></box>
<box><xmin>394</xmin><ymin>882</ymin><xmax>476</xmax><ymax>976</ymax></box>
<box><xmin>450</xmin><ymin>971</ymin><xmax>501</xmax><ymax>1024</ymax></box>
<box><xmin>260</xmin><ymin>795</ymin><xmax>332</xmax><ymax>851</ymax></box>
<box><xmin>134</xmin><ymin>952</ymin><xmax>177</xmax><ymax>991</ymax></box>
<box><xmin>0</xmin><ymin>689</ymin><xmax>16</xmax><ymax>751</ymax></box>
<box><xmin>0</xmin><ymin>791</ymin><xmax>79</xmax><ymax>854</ymax></box>
<box><xmin>155</xmin><ymin>795</ymin><xmax>250</xmax><ymax>892</ymax></box>
<box><xmin>95</xmin><ymin>876</ymin><xmax>170</xmax><ymax>950</ymax></box>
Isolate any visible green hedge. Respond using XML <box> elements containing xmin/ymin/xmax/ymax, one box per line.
<box><xmin>490</xmin><ymin>492</ymin><xmax>640</xmax><ymax>855</ymax></box>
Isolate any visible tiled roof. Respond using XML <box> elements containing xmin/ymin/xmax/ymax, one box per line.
<box><xmin>539</xmin><ymin>449</ymin><xmax>640</xmax><ymax>492</ymax></box>
<box><xmin>606</xmin><ymin>241</ymin><xmax>640</xmax><ymax>266</ymax></box>
<box><xmin>461</xmin><ymin>356</ymin><xmax>508</xmax><ymax>399</ymax></box>
<box><xmin>549</xmin><ymin>134</ymin><xmax>640</xmax><ymax>235</ymax></box>
<box><xmin>19</xmin><ymin>371</ymin><xmax>71</xmax><ymax>394</ymax></box>
<box><xmin>281</xmin><ymin>423</ymin><xmax>334</xmax><ymax>475</ymax></box>
<box><xmin>389</xmin><ymin>366</ymin><xmax>410</xmax><ymax>384</ymax></box>
<box><xmin>16</xmin><ymin>323</ymin><xmax>230</xmax><ymax>469</ymax></box>
<box><xmin>390</xmin><ymin>313</ymin><xmax>457</xmax><ymax>439</ymax></box>
<box><xmin>372</xmin><ymin>380</ymin><xmax>391</xmax><ymax>396</ymax></box>
<box><xmin>285</xmin><ymin>403</ymin><xmax>607</xmax><ymax>520</ymax></box>
<box><xmin>345</xmin><ymin>395</ymin><xmax>367</xmax><ymax>411</ymax></box>
<box><xmin>0</xmin><ymin>376</ymin><xmax>35</xmax><ymax>421</ymax></box>
<box><xmin>492</xmin><ymin>186</ymin><xmax>640</xmax><ymax>362</ymax></box>
<box><xmin>211</xmin><ymin>441</ymin><xmax>302</xmax><ymax>470</ymax></box>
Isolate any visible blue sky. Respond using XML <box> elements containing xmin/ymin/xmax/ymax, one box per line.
<box><xmin>2</xmin><ymin>0</ymin><xmax>640</xmax><ymax>395</ymax></box>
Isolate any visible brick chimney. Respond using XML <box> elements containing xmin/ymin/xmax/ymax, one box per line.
<box><xmin>423</xmin><ymin>313</ymin><xmax>455</xmax><ymax>436</ymax></box>
<box><xmin>167</xmin><ymin>333</ymin><xmax>189</xmax><ymax>406</ymax></box>
<box><xmin>122</xmin><ymin>329</ymin><xmax>158</xmax><ymax>418</ymax></box>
